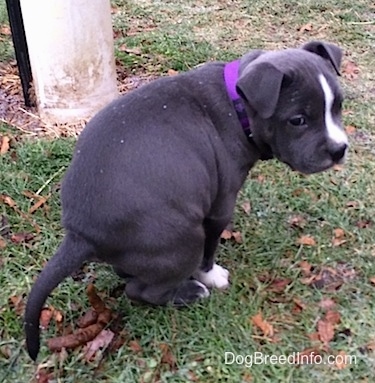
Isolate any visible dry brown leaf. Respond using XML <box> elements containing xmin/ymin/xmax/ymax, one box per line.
<box><xmin>129</xmin><ymin>339</ymin><xmax>143</xmax><ymax>353</ymax></box>
<box><xmin>241</xmin><ymin>201</ymin><xmax>251</xmax><ymax>215</ymax></box>
<box><xmin>325</xmin><ymin>310</ymin><xmax>341</xmax><ymax>325</ymax></box>
<box><xmin>0</xmin><ymin>136</ymin><xmax>10</xmax><ymax>155</ymax></box>
<box><xmin>299</xmin><ymin>23</ymin><xmax>313</xmax><ymax>33</ymax></box>
<box><xmin>267</xmin><ymin>278</ymin><xmax>292</xmax><ymax>293</ymax></box>
<box><xmin>345</xmin><ymin>125</ymin><xmax>356</xmax><ymax>135</ymax></box>
<box><xmin>292</xmin><ymin>348</ymin><xmax>321</xmax><ymax>364</ymax></box>
<box><xmin>83</xmin><ymin>329</ymin><xmax>115</xmax><ymax>362</ymax></box>
<box><xmin>232</xmin><ymin>231</ymin><xmax>243</xmax><ymax>244</ymax></box>
<box><xmin>317</xmin><ymin>319</ymin><xmax>334</xmax><ymax>345</ymax></box>
<box><xmin>9</xmin><ymin>295</ymin><xmax>25</xmax><ymax>316</ymax></box>
<box><xmin>251</xmin><ymin>312</ymin><xmax>274</xmax><ymax>337</ymax></box>
<box><xmin>356</xmin><ymin>219</ymin><xmax>372</xmax><ymax>229</ymax></box>
<box><xmin>308</xmin><ymin>332</ymin><xmax>321</xmax><ymax>342</ymax></box>
<box><xmin>346</xmin><ymin>200</ymin><xmax>359</xmax><ymax>208</ymax></box>
<box><xmin>288</xmin><ymin>214</ymin><xmax>307</xmax><ymax>229</ymax></box>
<box><xmin>0</xmin><ymin>25</ymin><xmax>11</xmax><ymax>35</ymax></box>
<box><xmin>299</xmin><ymin>260</ymin><xmax>313</xmax><ymax>276</ymax></box>
<box><xmin>332</xmin><ymin>228</ymin><xmax>346</xmax><ymax>247</ymax></box>
<box><xmin>167</xmin><ymin>69</ymin><xmax>179</xmax><ymax>76</ymax></box>
<box><xmin>160</xmin><ymin>343</ymin><xmax>177</xmax><ymax>370</ymax></box>
<box><xmin>292</xmin><ymin>298</ymin><xmax>307</xmax><ymax>312</ymax></box>
<box><xmin>335</xmin><ymin>350</ymin><xmax>349</xmax><ymax>370</ymax></box>
<box><xmin>0</xmin><ymin>236</ymin><xmax>6</xmax><ymax>250</ymax></box>
<box><xmin>36</xmin><ymin>369</ymin><xmax>54</xmax><ymax>383</ymax></box>
<box><xmin>318</xmin><ymin>298</ymin><xmax>336</xmax><ymax>311</ymax></box>
<box><xmin>342</xmin><ymin>60</ymin><xmax>360</xmax><ymax>80</ymax></box>
<box><xmin>297</xmin><ymin>235</ymin><xmax>316</xmax><ymax>246</ymax></box>
<box><xmin>40</xmin><ymin>308</ymin><xmax>54</xmax><ymax>329</ymax></box>
<box><xmin>220</xmin><ymin>229</ymin><xmax>232</xmax><ymax>240</ymax></box>
<box><xmin>10</xmin><ymin>232</ymin><xmax>35</xmax><ymax>244</ymax></box>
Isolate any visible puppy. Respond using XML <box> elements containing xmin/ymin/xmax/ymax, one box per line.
<box><xmin>25</xmin><ymin>41</ymin><xmax>348</xmax><ymax>360</ymax></box>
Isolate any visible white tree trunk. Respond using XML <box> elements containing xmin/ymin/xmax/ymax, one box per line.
<box><xmin>20</xmin><ymin>0</ymin><xmax>118</xmax><ymax>124</ymax></box>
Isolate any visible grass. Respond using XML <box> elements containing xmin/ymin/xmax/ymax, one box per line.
<box><xmin>0</xmin><ymin>0</ymin><xmax>375</xmax><ymax>382</ymax></box>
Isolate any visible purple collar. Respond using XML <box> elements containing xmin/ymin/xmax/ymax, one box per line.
<box><xmin>224</xmin><ymin>60</ymin><xmax>273</xmax><ymax>161</ymax></box>
<box><xmin>224</xmin><ymin>60</ymin><xmax>251</xmax><ymax>137</ymax></box>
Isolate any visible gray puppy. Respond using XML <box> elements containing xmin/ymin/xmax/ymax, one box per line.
<box><xmin>25</xmin><ymin>41</ymin><xmax>348</xmax><ymax>360</ymax></box>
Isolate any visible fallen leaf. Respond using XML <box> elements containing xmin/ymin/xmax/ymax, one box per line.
<box><xmin>0</xmin><ymin>25</ymin><xmax>11</xmax><ymax>35</ymax></box>
<box><xmin>232</xmin><ymin>231</ymin><xmax>243</xmax><ymax>244</ymax></box>
<box><xmin>28</xmin><ymin>195</ymin><xmax>50</xmax><ymax>214</ymax></box>
<box><xmin>266</xmin><ymin>278</ymin><xmax>292</xmax><ymax>293</ymax></box>
<box><xmin>40</xmin><ymin>308</ymin><xmax>54</xmax><ymax>329</ymax></box>
<box><xmin>345</xmin><ymin>125</ymin><xmax>356</xmax><ymax>135</ymax></box>
<box><xmin>0</xmin><ymin>236</ymin><xmax>6</xmax><ymax>250</ymax></box>
<box><xmin>220</xmin><ymin>229</ymin><xmax>243</xmax><ymax>243</ymax></box>
<box><xmin>332</xmin><ymin>164</ymin><xmax>344</xmax><ymax>171</ymax></box>
<box><xmin>324</xmin><ymin>310</ymin><xmax>341</xmax><ymax>325</ymax></box>
<box><xmin>297</xmin><ymin>235</ymin><xmax>316</xmax><ymax>246</ymax></box>
<box><xmin>10</xmin><ymin>232</ymin><xmax>35</xmax><ymax>244</ymax></box>
<box><xmin>118</xmin><ymin>45</ymin><xmax>142</xmax><ymax>55</ymax></box>
<box><xmin>288</xmin><ymin>214</ymin><xmax>307</xmax><ymax>229</ymax></box>
<box><xmin>83</xmin><ymin>329</ymin><xmax>115</xmax><ymax>362</ymax></box>
<box><xmin>160</xmin><ymin>343</ymin><xmax>176</xmax><ymax>370</ymax></box>
<box><xmin>251</xmin><ymin>312</ymin><xmax>274</xmax><ymax>337</ymax></box>
<box><xmin>36</xmin><ymin>369</ymin><xmax>54</xmax><ymax>383</ymax></box>
<box><xmin>332</xmin><ymin>228</ymin><xmax>346</xmax><ymax>247</ymax></box>
<box><xmin>356</xmin><ymin>219</ymin><xmax>372</xmax><ymax>229</ymax></box>
<box><xmin>317</xmin><ymin>319</ymin><xmax>334</xmax><ymax>345</ymax></box>
<box><xmin>167</xmin><ymin>69</ymin><xmax>179</xmax><ymax>76</ymax></box>
<box><xmin>9</xmin><ymin>295</ymin><xmax>25</xmax><ymax>316</ymax></box>
<box><xmin>335</xmin><ymin>350</ymin><xmax>349</xmax><ymax>370</ymax></box>
<box><xmin>0</xmin><ymin>136</ymin><xmax>10</xmax><ymax>155</ymax></box>
<box><xmin>299</xmin><ymin>260</ymin><xmax>313</xmax><ymax>276</ymax></box>
<box><xmin>0</xmin><ymin>194</ymin><xmax>16</xmax><ymax>208</ymax></box>
<box><xmin>308</xmin><ymin>332</ymin><xmax>321</xmax><ymax>342</ymax></box>
<box><xmin>342</xmin><ymin>60</ymin><xmax>360</xmax><ymax>80</ymax></box>
<box><xmin>346</xmin><ymin>200</ymin><xmax>359</xmax><ymax>208</ymax></box>
<box><xmin>318</xmin><ymin>298</ymin><xmax>336</xmax><ymax>311</ymax></box>
<box><xmin>241</xmin><ymin>201</ymin><xmax>251</xmax><ymax>215</ymax></box>
<box><xmin>299</xmin><ymin>23</ymin><xmax>313</xmax><ymax>33</ymax></box>
<box><xmin>220</xmin><ymin>229</ymin><xmax>232</xmax><ymax>240</ymax></box>
<box><xmin>129</xmin><ymin>339</ymin><xmax>143</xmax><ymax>353</ymax></box>
<box><xmin>293</xmin><ymin>297</ymin><xmax>307</xmax><ymax>311</ymax></box>
<box><xmin>292</xmin><ymin>348</ymin><xmax>322</xmax><ymax>364</ymax></box>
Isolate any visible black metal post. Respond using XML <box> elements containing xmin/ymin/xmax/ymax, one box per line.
<box><xmin>5</xmin><ymin>0</ymin><xmax>34</xmax><ymax>107</ymax></box>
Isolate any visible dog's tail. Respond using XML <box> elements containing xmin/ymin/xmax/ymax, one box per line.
<box><xmin>24</xmin><ymin>232</ymin><xmax>95</xmax><ymax>361</ymax></box>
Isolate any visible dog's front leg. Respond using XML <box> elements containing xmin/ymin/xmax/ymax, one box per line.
<box><xmin>193</xmin><ymin>218</ymin><xmax>230</xmax><ymax>290</ymax></box>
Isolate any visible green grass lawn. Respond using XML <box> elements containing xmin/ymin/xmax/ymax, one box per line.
<box><xmin>1</xmin><ymin>0</ymin><xmax>375</xmax><ymax>382</ymax></box>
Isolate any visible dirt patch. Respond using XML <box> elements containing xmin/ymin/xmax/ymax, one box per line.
<box><xmin>0</xmin><ymin>60</ymin><xmax>157</xmax><ymax>137</ymax></box>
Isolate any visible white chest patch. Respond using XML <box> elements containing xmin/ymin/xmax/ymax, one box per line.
<box><xmin>193</xmin><ymin>263</ymin><xmax>230</xmax><ymax>290</ymax></box>
<box><xmin>318</xmin><ymin>74</ymin><xmax>348</xmax><ymax>146</ymax></box>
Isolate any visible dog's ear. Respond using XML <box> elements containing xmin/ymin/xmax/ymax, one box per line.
<box><xmin>236</xmin><ymin>63</ymin><xmax>284</xmax><ymax>119</ymax></box>
<box><xmin>302</xmin><ymin>41</ymin><xmax>342</xmax><ymax>76</ymax></box>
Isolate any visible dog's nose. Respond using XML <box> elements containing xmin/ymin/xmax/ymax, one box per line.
<box><xmin>330</xmin><ymin>143</ymin><xmax>348</xmax><ymax>163</ymax></box>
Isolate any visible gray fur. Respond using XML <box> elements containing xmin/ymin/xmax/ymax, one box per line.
<box><xmin>24</xmin><ymin>41</ymin><xmax>347</xmax><ymax>360</ymax></box>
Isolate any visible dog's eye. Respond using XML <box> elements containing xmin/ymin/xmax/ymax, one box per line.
<box><xmin>289</xmin><ymin>115</ymin><xmax>306</xmax><ymax>126</ymax></box>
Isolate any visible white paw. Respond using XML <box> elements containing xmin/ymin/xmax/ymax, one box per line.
<box><xmin>194</xmin><ymin>280</ymin><xmax>210</xmax><ymax>298</ymax></box>
<box><xmin>193</xmin><ymin>263</ymin><xmax>230</xmax><ymax>290</ymax></box>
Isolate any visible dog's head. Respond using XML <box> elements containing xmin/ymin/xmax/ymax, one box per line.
<box><xmin>236</xmin><ymin>41</ymin><xmax>348</xmax><ymax>174</ymax></box>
